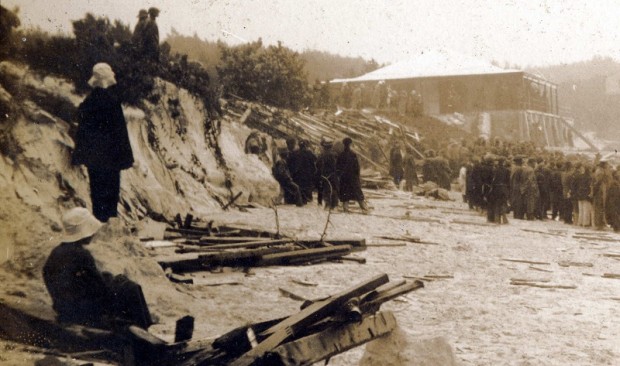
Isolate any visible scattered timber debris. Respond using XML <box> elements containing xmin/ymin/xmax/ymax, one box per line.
<box><xmin>602</xmin><ymin>273</ymin><xmax>620</xmax><ymax>280</ymax></box>
<box><xmin>572</xmin><ymin>235</ymin><xmax>618</xmax><ymax>243</ymax></box>
<box><xmin>558</xmin><ymin>261</ymin><xmax>594</xmax><ymax>268</ymax></box>
<box><xmin>404</xmin><ymin>274</ymin><xmax>454</xmax><ymax>282</ymax></box>
<box><xmin>521</xmin><ymin>229</ymin><xmax>565</xmax><ymax>237</ymax></box>
<box><xmin>375</xmin><ymin>235</ymin><xmax>439</xmax><ymax>245</ymax></box>
<box><xmin>509</xmin><ymin>279</ymin><xmax>577</xmax><ymax>289</ymax></box>
<box><xmin>366</xmin><ymin>242</ymin><xmax>407</xmax><ymax>247</ymax></box>
<box><xmin>142</xmin><ymin>220</ymin><xmax>368</xmax><ymax>275</ymax></box>
<box><xmin>501</xmin><ymin>258</ymin><xmax>551</xmax><ymax>265</ymax></box>
<box><xmin>529</xmin><ymin>266</ymin><xmax>553</xmax><ymax>273</ymax></box>
<box><xmin>0</xmin><ymin>274</ymin><xmax>424</xmax><ymax>366</ymax></box>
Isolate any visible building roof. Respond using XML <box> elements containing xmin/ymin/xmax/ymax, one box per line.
<box><xmin>330</xmin><ymin>49</ymin><xmax>521</xmax><ymax>84</ymax></box>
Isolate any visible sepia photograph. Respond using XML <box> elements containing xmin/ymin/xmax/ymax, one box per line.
<box><xmin>1</xmin><ymin>1</ymin><xmax>619</xmax><ymax>365</ymax></box>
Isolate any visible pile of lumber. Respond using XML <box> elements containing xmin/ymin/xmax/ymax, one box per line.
<box><xmin>224</xmin><ymin>100</ymin><xmax>427</xmax><ymax>173</ymax></box>
<box><xmin>141</xmin><ymin>219</ymin><xmax>367</xmax><ymax>275</ymax></box>
<box><xmin>0</xmin><ymin>274</ymin><xmax>423</xmax><ymax>366</ymax></box>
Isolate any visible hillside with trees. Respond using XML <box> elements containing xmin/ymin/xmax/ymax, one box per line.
<box><xmin>529</xmin><ymin>56</ymin><xmax>620</xmax><ymax>140</ymax></box>
<box><xmin>164</xmin><ymin>31</ymin><xmax>380</xmax><ymax>83</ymax></box>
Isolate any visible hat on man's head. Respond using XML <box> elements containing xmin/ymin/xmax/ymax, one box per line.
<box><xmin>88</xmin><ymin>63</ymin><xmax>117</xmax><ymax>89</ymax></box>
<box><xmin>320</xmin><ymin>136</ymin><xmax>333</xmax><ymax>148</ymax></box>
<box><xmin>148</xmin><ymin>7</ymin><xmax>160</xmax><ymax>16</ymax></box>
<box><xmin>60</xmin><ymin>207</ymin><xmax>102</xmax><ymax>243</ymax></box>
<box><xmin>343</xmin><ymin>137</ymin><xmax>353</xmax><ymax>147</ymax></box>
<box><xmin>137</xmin><ymin>9</ymin><xmax>148</xmax><ymax>18</ymax></box>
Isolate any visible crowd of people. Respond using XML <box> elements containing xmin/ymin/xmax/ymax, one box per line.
<box><xmin>272</xmin><ymin>137</ymin><xmax>368</xmax><ymax>213</ymax></box>
<box><xmin>338</xmin><ymin>81</ymin><xmax>424</xmax><ymax>116</ymax></box>
<box><xmin>435</xmin><ymin>138</ymin><xmax>620</xmax><ymax>231</ymax></box>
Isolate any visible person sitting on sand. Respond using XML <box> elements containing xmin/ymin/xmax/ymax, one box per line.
<box><xmin>43</xmin><ymin>207</ymin><xmax>153</xmax><ymax>330</ymax></box>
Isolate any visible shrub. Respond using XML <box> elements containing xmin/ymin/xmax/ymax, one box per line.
<box><xmin>217</xmin><ymin>39</ymin><xmax>311</xmax><ymax>110</ymax></box>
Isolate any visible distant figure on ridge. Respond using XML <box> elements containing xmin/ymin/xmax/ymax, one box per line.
<box><xmin>143</xmin><ymin>7</ymin><xmax>160</xmax><ymax>62</ymax></box>
<box><xmin>131</xmin><ymin>9</ymin><xmax>148</xmax><ymax>54</ymax></box>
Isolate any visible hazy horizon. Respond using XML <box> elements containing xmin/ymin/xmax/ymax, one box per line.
<box><xmin>5</xmin><ymin>0</ymin><xmax>620</xmax><ymax>69</ymax></box>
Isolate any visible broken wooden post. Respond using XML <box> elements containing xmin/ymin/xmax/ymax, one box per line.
<box><xmin>229</xmin><ymin>274</ymin><xmax>389</xmax><ymax>366</ymax></box>
<box><xmin>263</xmin><ymin>311</ymin><xmax>397</xmax><ymax>366</ymax></box>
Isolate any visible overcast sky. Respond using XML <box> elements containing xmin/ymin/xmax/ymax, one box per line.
<box><xmin>6</xmin><ymin>0</ymin><xmax>620</xmax><ymax>67</ymax></box>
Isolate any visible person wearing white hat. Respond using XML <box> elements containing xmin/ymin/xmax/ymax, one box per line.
<box><xmin>42</xmin><ymin>207</ymin><xmax>152</xmax><ymax>329</ymax></box>
<box><xmin>72</xmin><ymin>63</ymin><xmax>134</xmax><ymax>222</ymax></box>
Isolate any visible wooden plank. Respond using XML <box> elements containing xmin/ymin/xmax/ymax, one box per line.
<box><xmin>198</xmin><ymin>236</ymin><xmax>277</xmax><ymax>244</ymax></box>
<box><xmin>194</xmin><ymin>239</ymin><xmax>293</xmax><ymax>250</ymax></box>
<box><xmin>166</xmin><ymin>227</ymin><xmax>212</xmax><ymax>237</ymax></box>
<box><xmin>258</xmin><ymin>245</ymin><xmax>352</xmax><ymax>266</ymax></box>
<box><xmin>360</xmin><ymin>280</ymin><xmax>424</xmax><ymax>313</ymax></box>
<box><xmin>502</xmin><ymin>258</ymin><xmax>551</xmax><ymax>265</ymax></box>
<box><xmin>510</xmin><ymin>280</ymin><xmax>576</xmax><ymax>289</ymax></box>
<box><xmin>573</xmin><ymin>235</ymin><xmax>618</xmax><ymax>243</ymax></box>
<box><xmin>229</xmin><ymin>274</ymin><xmax>389</xmax><ymax>366</ymax></box>
<box><xmin>266</xmin><ymin>311</ymin><xmax>397</xmax><ymax>366</ymax></box>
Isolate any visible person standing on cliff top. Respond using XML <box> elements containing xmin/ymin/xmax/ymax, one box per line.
<box><xmin>72</xmin><ymin>63</ymin><xmax>134</xmax><ymax>222</ymax></box>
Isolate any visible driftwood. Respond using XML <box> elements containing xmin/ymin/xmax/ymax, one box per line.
<box><xmin>502</xmin><ymin>258</ymin><xmax>551</xmax><ymax>265</ymax></box>
<box><xmin>366</xmin><ymin>242</ymin><xmax>407</xmax><ymax>247</ymax></box>
<box><xmin>573</xmin><ymin>235</ymin><xmax>618</xmax><ymax>242</ymax></box>
<box><xmin>375</xmin><ymin>235</ymin><xmax>439</xmax><ymax>245</ymax></box>
<box><xmin>558</xmin><ymin>261</ymin><xmax>593</xmax><ymax>268</ymax></box>
<box><xmin>521</xmin><ymin>229</ymin><xmax>565</xmax><ymax>236</ymax></box>
<box><xmin>278</xmin><ymin>288</ymin><xmax>309</xmax><ymax>302</ymax></box>
<box><xmin>510</xmin><ymin>280</ymin><xmax>577</xmax><ymax>289</ymax></box>
<box><xmin>529</xmin><ymin>266</ymin><xmax>553</xmax><ymax>273</ymax></box>
<box><xmin>602</xmin><ymin>273</ymin><xmax>620</xmax><ymax>279</ymax></box>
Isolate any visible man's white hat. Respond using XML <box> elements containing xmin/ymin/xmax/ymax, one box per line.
<box><xmin>61</xmin><ymin>207</ymin><xmax>102</xmax><ymax>243</ymax></box>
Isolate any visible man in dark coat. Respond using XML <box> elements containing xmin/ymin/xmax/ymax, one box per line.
<box><xmin>510</xmin><ymin>156</ymin><xmax>525</xmax><ymax>219</ymax></box>
<box><xmin>560</xmin><ymin>161</ymin><xmax>574</xmax><ymax>224</ymax></box>
<box><xmin>593</xmin><ymin>161</ymin><xmax>612</xmax><ymax>229</ymax></box>
<box><xmin>606</xmin><ymin>170</ymin><xmax>620</xmax><ymax>231</ymax></box>
<box><xmin>316</xmin><ymin>139</ymin><xmax>339</xmax><ymax>209</ymax></box>
<box><xmin>142</xmin><ymin>7</ymin><xmax>160</xmax><ymax>62</ymax></box>
<box><xmin>549</xmin><ymin>161</ymin><xmax>564</xmax><ymax>220</ymax></box>
<box><xmin>273</xmin><ymin>149</ymin><xmax>303</xmax><ymax>206</ymax></box>
<box><xmin>72</xmin><ymin>63</ymin><xmax>134</xmax><ymax>223</ymax></box>
<box><xmin>43</xmin><ymin>208</ymin><xmax>153</xmax><ymax>330</ymax></box>
<box><xmin>479</xmin><ymin>155</ymin><xmax>495</xmax><ymax>221</ymax></box>
<box><xmin>535</xmin><ymin>158</ymin><xmax>551</xmax><ymax>220</ymax></box>
<box><xmin>389</xmin><ymin>142</ymin><xmax>404</xmax><ymax>187</ymax></box>
<box><xmin>337</xmin><ymin>137</ymin><xmax>367</xmax><ymax>213</ymax></box>
<box><xmin>523</xmin><ymin>158</ymin><xmax>540</xmax><ymax>220</ymax></box>
<box><xmin>489</xmin><ymin>157</ymin><xmax>511</xmax><ymax>224</ymax></box>
<box><xmin>293</xmin><ymin>140</ymin><xmax>317</xmax><ymax>204</ymax></box>
<box><xmin>403</xmin><ymin>146</ymin><xmax>419</xmax><ymax>191</ymax></box>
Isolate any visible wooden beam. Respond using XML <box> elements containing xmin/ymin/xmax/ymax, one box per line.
<box><xmin>259</xmin><ymin>245</ymin><xmax>352</xmax><ymax>266</ymax></box>
<box><xmin>360</xmin><ymin>280</ymin><xmax>424</xmax><ymax>313</ymax></box>
<box><xmin>265</xmin><ymin>311</ymin><xmax>397</xmax><ymax>366</ymax></box>
<box><xmin>229</xmin><ymin>274</ymin><xmax>389</xmax><ymax>366</ymax></box>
